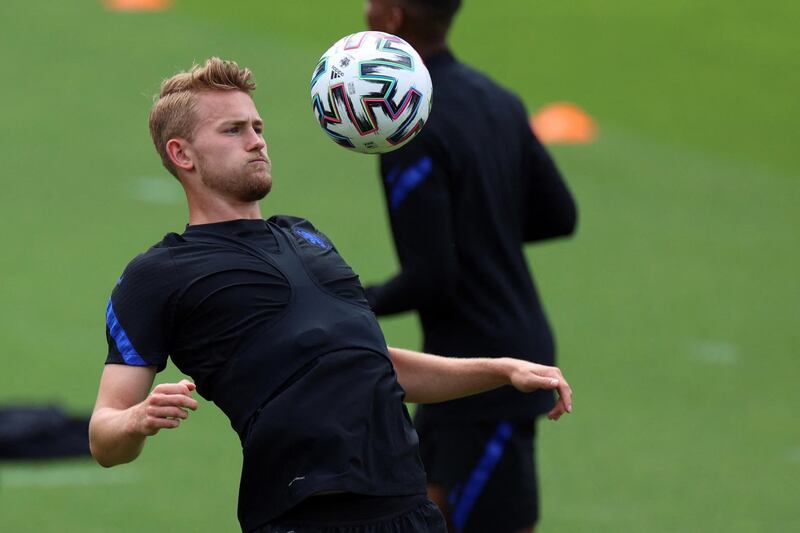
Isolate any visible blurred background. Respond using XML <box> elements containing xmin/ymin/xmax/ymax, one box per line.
<box><xmin>0</xmin><ymin>0</ymin><xmax>797</xmax><ymax>531</ymax></box>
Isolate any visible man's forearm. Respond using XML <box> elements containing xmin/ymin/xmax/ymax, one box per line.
<box><xmin>388</xmin><ymin>347</ymin><xmax>509</xmax><ymax>403</ymax></box>
<box><xmin>90</xmin><ymin>370</ymin><xmax>198</xmax><ymax>468</ymax></box>
<box><xmin>387</xmin><ymin>347</ymin><xmax>572</xmax><ymax>418</ymax></box>
<box><xmin>89</xmin><ymin>405</ymin><xmax>147</xmax><ymax>468</ymax></box>
<box><xmin>366</xmin><ymin>254</ymin><xmax>458</xmax><ymax>316</ymax></box>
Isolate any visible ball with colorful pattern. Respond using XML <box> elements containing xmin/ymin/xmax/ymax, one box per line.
<box><xmin>310</xmin><ymin>31</ymin><xmax>433</xmax><ymax>154</ymax></box>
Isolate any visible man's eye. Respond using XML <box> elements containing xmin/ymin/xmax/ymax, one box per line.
<box><xmin>254</xmin><ymin>127</ymin><xmax>263</xmax><ymax>135</ymax></box>
<box><xmin>226</xmin><ymin>127</ymin><xmax>239</xmax><ymax>134</ymax></box>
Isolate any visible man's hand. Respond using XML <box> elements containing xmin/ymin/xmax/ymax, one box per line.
<box><xmin>131</xmin><ymin>379</ymin><xmax>199</xmax><ymax>436</ymax></box>
<box><xmin>91</xmin><ymin>366</ymin><xmax>199</xmax><ymax>467</ymax></box>
<box><xmin>507</xmin><ymin>359</ymin><xmax>573</xmax><ymax>420</ymax></box>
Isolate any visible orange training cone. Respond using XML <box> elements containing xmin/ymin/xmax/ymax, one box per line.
<box><xmin>530</xmin><ymin>102</ymin><xmax>597</xmax><ymax>145</ymax></box>
<box><xmin>104</xmin><ymin>0</ymin><xmax>173</xmax><ymax>11</ymax></box>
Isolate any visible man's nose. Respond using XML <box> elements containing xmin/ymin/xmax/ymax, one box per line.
<box><xmin>247</xmin><ymin>128</ymin><xmax>266</xmax><ymax>151</ymax></box>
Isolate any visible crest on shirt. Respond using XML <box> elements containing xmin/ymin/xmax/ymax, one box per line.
<box><xmin>292</xmin><ymin>226</ymin><xmax>331</xmax><ymax>250</ymax></box>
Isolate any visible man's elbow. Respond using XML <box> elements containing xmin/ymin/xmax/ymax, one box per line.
<box><xmin>526</xmin><ymin>213</ymin><xmax>578</xmax><ymax>242</ymax></box>
<box><xmin>555</xmin><ymin>209</ymin><xmax>578</xmax><ymax>237</ymax></box>
<box><xmin>89</xmin><ymin>440</ymin><xmax>115</xmax><ymax>468</ymax></box>
<box><xmin>90</xmin><ymin>441</ymin><xmax>135</xmax><ymax>468</ymax></box>
<box><xmin>92</xmin><ymin>454</ymin><xmax>115</xmax><ymax>469</ymax></box>
<box><xmin>544</xmin><ymin>203</ymin><xmax>579</xmax><ymax>239</ymax></box>
<box><xmin>552</xmin><ymin>194</ymin><xmax>579</xmax><ymax>236</ymax></box>
<box><xmin>88</xmin><ymin>418</ymin><xmax>133</xmax><ymax>468</ymax></box>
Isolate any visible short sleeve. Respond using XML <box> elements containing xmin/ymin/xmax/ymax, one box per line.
<box><xmin>105</xmin><ymin>247</ymin><xmax>176</xmax><ymax>371</ymax></box>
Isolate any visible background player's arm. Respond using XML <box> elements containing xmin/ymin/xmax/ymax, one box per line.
<box><xmin>89</xmin><ymin>365</ymin><xmax>198</xmax><ymax>467</ymax></box>
<box><xmin>521</xmin><ymin>126</ymin><xmax>578</xmax><ymax>242</ymax></box>
<box><xmin>387</xmin><ymin>346</ymin><xmax>573</xmax><ymax>420</ymax></box>
<box><xmin>366</xmin><ymin>154</ymin><xmax>458</xmax><ymax>315</ymax></box>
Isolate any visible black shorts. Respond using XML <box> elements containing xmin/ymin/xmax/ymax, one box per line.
<box><xmin>254</xmin><ymin>494</ymin><xmax>447</xmax><ymax>533</ymax></box>
<box><xmin>415</xmin><ymin>419</ymin><xmax>539</xmax><ymax>533</ymax></box>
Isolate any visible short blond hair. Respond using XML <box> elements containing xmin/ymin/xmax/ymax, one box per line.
<box><xmin>148</xmin><ymin>57</ymin><xmax>256</xmax><ymax>177</ymax></box>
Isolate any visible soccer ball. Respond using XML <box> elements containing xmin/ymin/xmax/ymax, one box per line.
<box><xmin>310</xmin><ymin>31</ymin><xmax>432</xmax><ymax>154</ymax></box>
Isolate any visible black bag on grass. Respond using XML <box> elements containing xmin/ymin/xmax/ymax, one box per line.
<box><xmin>0</xmin><ymin>405</ymin><xmax>91</xmax><ymax>460</ymax></box>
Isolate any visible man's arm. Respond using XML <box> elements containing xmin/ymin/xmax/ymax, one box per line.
<box><xmin>366</xmin><ymin>152</ymin><xmax>459</xmax><ymax>316</ymax></box>
<box><xmin>521</xmin><ymin>116</ymin><xmax>578</xmax><ymax>242</ymax></box>
<box><xmin>387</xmin><ymin>347</ymin><xmax>573</xmax><ymax>420</ymax></box>
<box><xmin>89</xmin><ymin>364</ymin><xmax>198</xmax><ymax>467</ymax></box>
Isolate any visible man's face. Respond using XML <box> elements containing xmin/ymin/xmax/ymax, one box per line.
<box><xmin>187</xmin><ymin>90</ymin><xmax>272</xmax><ymax>202</ymax></box>
<box><xmin>365</xmin><ymin>0</ymin><xmax>398</xmax><ymax>33</ymax></box>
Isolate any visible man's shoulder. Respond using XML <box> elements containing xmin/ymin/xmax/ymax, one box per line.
<box><xmin>436</xmin><ymin>59</ymin><xmax>523</xmax><ymax>108</ymax></box>
<box><xmin>268</xmin><ymin>214</ymin><xmax>311</xmax><ymax>229</ymax></box>
<box><xmin>118</xmin><ymin>236</ymin><xmax>179</xmax><ymax>281</ymax></box>
<box><xmin>268</xmin><ymin>215</ymin><xmax>335</xmax><ymax>251</ymax></box>
<box><xmin>268</xmin><ymin>214</ymin><xmax>321</xmax><ymax>237</ymax></box>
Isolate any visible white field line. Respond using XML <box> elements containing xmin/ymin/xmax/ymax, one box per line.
<box><xmin>0</xmin><ymin>463</ymin><xmax>139</xmax><ymax>488</ymax></box>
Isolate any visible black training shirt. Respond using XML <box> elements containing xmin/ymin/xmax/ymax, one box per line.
<box><xmin>106</xmin><ymin>217</ymin><xmax>364</xmax><ymax>392</ymax></box>
<box><xmin>105</xmin><ymin>217</ymin><xmax>426</xmax><ymax>530</ymax></box>
<box><xmin>366</xmin><ymin>49</ymin><xmax>577</xmax><ymax>422</ymax></box>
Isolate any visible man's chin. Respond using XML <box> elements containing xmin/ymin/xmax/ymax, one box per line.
<box><xmin>201</xmin><ymin>171</ymin><xmax>272</xmax><ymax>203</ymax></box>
<box><xmin>239</xmin><ymin>178</ymin><xmax>271</xmax><ymax>202</ymax></box>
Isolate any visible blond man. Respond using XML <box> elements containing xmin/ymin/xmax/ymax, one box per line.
<box><xmin>89</xmin><ymin>58</ymin><xmax>572</xmax><ymax>533</ymax></box>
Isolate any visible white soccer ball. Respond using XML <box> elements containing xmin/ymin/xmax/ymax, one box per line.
<box><xmin>310</xmin><ymin>31</ymin><xmax>433</xmax><ymax>154</ymax></box>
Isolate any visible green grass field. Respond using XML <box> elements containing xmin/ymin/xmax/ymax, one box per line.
<box><xmin>1</xmin><ymin>1</ymin><xmax>798</xmax><ymax>531</ymax></box>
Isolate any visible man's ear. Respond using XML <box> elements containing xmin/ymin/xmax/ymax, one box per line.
<box><xmin>166</xmin><ymin>138</ymin><xmax>195</xmax><ymax>172</ymax></box>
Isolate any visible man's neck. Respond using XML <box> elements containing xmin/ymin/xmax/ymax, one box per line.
<box><xmin>185</xmin><ymin>192</ymin><xmax>263</xmax><ymax>226</ymax></box>
<box><xmin>415</xmin><ymin>41</ymin><xmax>447</xmax><ymax>61</ymax></box>
<box><xmin>400</xmin><ymin>33</ymin><xmax>447</xmax><ymax>61</ymax></box>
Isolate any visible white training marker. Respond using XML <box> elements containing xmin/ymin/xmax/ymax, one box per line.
<box><xmin>787</xmin><ymin>449</ymin><xmax>800</xmax><ymax>464</ymax></box>
<box><xmin>131</xmin><ymin>176</ymin><xmax>184</xmax><ymax>205</ymax></box>
<box><xmin>688</xmin><ymin>340</ymin><xmax>740</xmax><ymax>366</ymax></box>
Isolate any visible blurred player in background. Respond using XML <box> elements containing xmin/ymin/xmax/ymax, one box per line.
<box><xmin>365</xmin><ymin>1</ymin><xmax>578</xmax><ymax>532</ymax></box>
<box><xmin>88</xmin><ymin>57</ymin><xmax>572</xmax><ymax>533</ymax></box>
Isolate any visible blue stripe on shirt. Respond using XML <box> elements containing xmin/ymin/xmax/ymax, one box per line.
<box><xmin>385</xmin><ymin>156</ymin><xmax>433</xmax><ymax>211</ymax></box>
<box><xmin>105</xmin><ymin>298</ymin><xmax>148</xmax><ymax>366</ymax></box>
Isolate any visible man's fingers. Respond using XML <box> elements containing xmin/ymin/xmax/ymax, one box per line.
<box><xmin>532</xmin><ymin>374</ymin><xmax>561</xmax><ymax>390</ymax></box>
<box><xmin>134</xmin><ymin>386</ymin><xmax>196</xmax><ymax>436</ymax></box>
<box><xmin>557</xmin><ymin>379</ymin><xmax>573</xmax><ymax>414</ymax></box>
<box><xmin>547</xmin><ymin>383</ymin><xmax>573</xmax><ymax>422</ymax></box>
<box><xmin>146</xmin><ymin>406</ymin><xmax>190</xmax><ymax>420</ymax></box>
<box><xmin>538</xmin><ymin>365</ymin><xmax>572</xmax><ymax>415</ymax></box>
<box><xmin>508</xmin><ymin>362</ymin><xmax>573</xmax><ymax>421</ymax></box>
<box><xmin>512</xmin><ymin>371</ymin><xmax>560</xmax><ymax>392</ymax></box>
<box><xmin>547</xmin><ymin>405</ymin><xmax>566</xmax><ymax>421</ymax></box>
<box><xmin>153</xmin><ymin>381</ymin><xmax>196</xmax><ymax>396</ymax></box>
<box><xmin>149</xmin><ymin>392</ymin><xmax>198</xmax><ymax>411</ymax></box>
<box><xmin>139</xmin><ymin>381</ymin><xmax>199</xmax><ymax>437</ymax></box>
<box><xmin>146</xmin><ymin>417</ymin><xmax>181</xmax><ymax>431</ymax></box>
